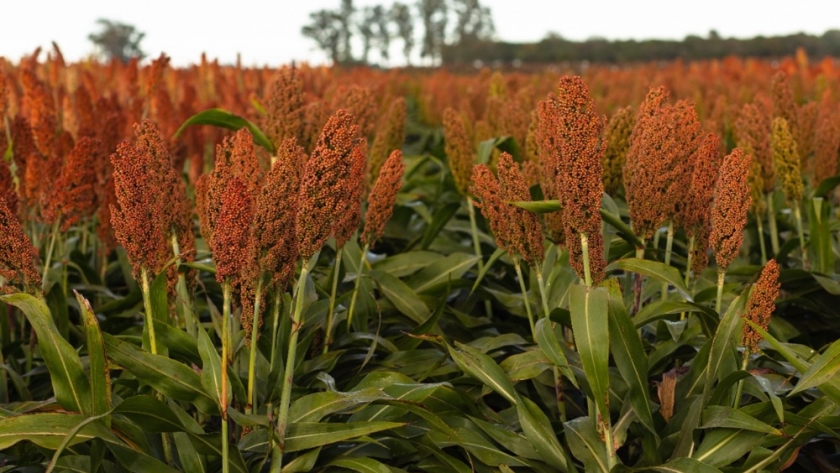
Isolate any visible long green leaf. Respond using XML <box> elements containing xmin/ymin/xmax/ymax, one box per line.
<box><xmin>605</xmin><ymin>258</ymin><xmax>693</xmax><ymax>301</ymax></box>
<box><xmin>370</xmin><ymin>270</ymin><xmax>430</xmax><ymax>323</ymax></box>
<box><xmin>174</xmin><ymin>108</ymin><xmax>275</xmax><ymax>153</ymax></box>
<box><xmin>283</xmin><ymin>421</ymin><xmax>404</xmax><ymax>452</ymax></box>
<box><xmin>447</xmin><ymin>341</ymin><xmax>517</xmax><ymax>404</ymax></box>
<box><xmin>408</xmin><ymin>253</ymin><xmax>479</xmax><ymax>294</ymax></box>
<box><xmin>790</xmin><ymin>336</ymin><xmax>840</xmax><ymax>395</ymax></box>
<box><xmin>534</xmin><ymin>318</ymin><xmax>578</xmax><ymax>387</ymax></box>
<box><xmin>605</xmin><ymin>280</ymin><xmax>655</xmax><ymax>435</ymax></box>
<box><xmin>0</xmin><ymin>413</ymin><xmax>116</xmax><ymax>450</ymax></box>
<box><xmin>516</xmin><ymin>396</ymin><xmax>573</xmax><ymax>471</ymax></box>
<box><xmin>570</xmin><ymin>284</ymin><xmax>610</xmax><ymax>418</ymax></box>
<box><xmin>328</xmin><ymin>457</ymin><xmax>392</xmax><ymax>473</ymax></box>
<box><xmin>103</xmin><ymin>334</ymin><xmax>218</xmax><ymax>414</ymax></box>
<box><xmin>76</xmin><ymin>291</ymin><xmax>111</xmax><ymax>418</ymax></box>
<box><xmin>0</xmin><ymin>293</ymin><xmax>91</xmax><ymax>414</ymax></box>
<box><xmin>564</xmin><ymin>417</ymin><xmax>609</xmax><ymax>472</ymax></box>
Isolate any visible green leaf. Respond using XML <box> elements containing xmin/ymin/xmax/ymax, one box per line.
<box><xmin>174</xmin><ymin>108</ymin><xmax>275</xmax><ymax>153</ymax></box>
<box><xmin>289</xmin><ymin>388</ymin><xmax>389</xmax><ymax>422</ymax></box>
<box><xmin>564</xmin><ymin>417</ymin><xmax>610</xmax><ymax>473</ymax></box>
<box><xmin>0</xmin><ymin>293</ymin><xmax>91</xmax><ymax>414</ymax></box>
<box><xmin>471</xmin><ymin>247</ymin><xmax>505</xmax><ymax>294</ymax></box>
<box><xmin>516</xmin><ymin>396</ymin><xmax>573</xmax><ymax>471</ymax></box>
<box><xmin>534</xmin><ymin>318</ymin><xmax>577</xmax><ymax>387</ymax></box>
<box><xmin>76</xmin><ymin>292</ymin><xmax>111</xmax><ymax>419</ymax></box>
<box><xmin>196</xmin><ymin>322</ymin><xmax>228</xmax><ymax>407</ymax></box>
<box><xmin>700</xmin><ymin>406</ymin><xmax>782</xmax><ymax>435</ymax></box>
<box><xmin>812</xmin><ymin>174</ymin><xmax>840</xmax><ymax>198</ymax></box>
<box><xmin>692</xmin><ymin>428</ymin><xmax>765</xmax><ymax>468</ymax></box>
<box><xmin>369</xmin><ymin>270</ymin><xmax>430</xmax><ymax>323</ymax></box>
<box><xmin>408</xmin><ymin>253</ymin><xmax>480</xmax><ymax>293</ymax></box>
<box><xmin>701</xmin><ymin>295</ymin><xmax>746</xmax><ymax>404</ymax></box>
<box><xmin>446</xmin><ymin>341</ymin><xmax>517</xmax><ymax>404</ymax></box>
<box><xmin>373</xmin><ymin>251</ymin><xmax>442</xmax><ymax>278</ymax></box>
<box><xmin>605</xmin><ymin>280</ymin><xmax>655</xmax><ymax>435</ymax></box>
<box><xmin>605</xmin><ymin>258</ymin><xmax>693</xmax><ymax>301</ymax></box>
<box><xmin>103</xmin><ymin>334</ymin><xmax>218</xmax><ymax>415</ymax></box>
<box><xmin>599</xmin><ymin>208</ymin><xmax>643</xmax><ymax>248</ymax></box>
<box><xmin>328</xmin><ymin>457</ymin><xmax>394</xmax><ymax>473</ymax></box>
<box><xmin>790</xmin><ymin>336</ymin><xmax>840</xmax><ymax>395</ymax></box>
<box><xmin>647</xmin><ymin>457</ymin><xmax>723</xmax><ymax>473</ymax></box>
<box><xmin>283</xmin><ymin>421</ymin><xmax>404</xmax><ymax>452</ymax></box>
<box><xmin>570</xmin><ymin>284</ymin><xmax>610</xmax><ymax>418</ymax></box>
<box><xmin>511</xmin><ymin>199</ymin><xmax>561</xmax><ymax>214</ymax></box>
<box><xmin>421</xmin><ymin>202</ymin><xmax>461</xmax><ymax>250</ymax></box>
<box><xmin>0</xmin><ymin>413</ymin><xmax>117</xmax><ymax>450</ymax></box>
<box><xmin>281</xmin><ymin>447</ymin><xmax>320</xmax><ymax>472</ymax></box>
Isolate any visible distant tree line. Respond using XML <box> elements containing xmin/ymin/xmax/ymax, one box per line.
<box><xmin>442</xmin><ymin>30</ymin><xmax>840</xmax><ymax>65</ymax></box>
<box><xmin>301</xmin><ymin>0</ymin><xmax>494</xmax><ymax>66</ymax></box>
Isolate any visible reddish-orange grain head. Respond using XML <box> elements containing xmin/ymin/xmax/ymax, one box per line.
<box><xmin>0</xmin><ymin>198</ymin><xmax>40</xmax><ymax>294</ymax></box>
<box><xmin>443</xmin><ymin>108</ymin><xmax>474</xmax><ymax>197</ymax></box>
<box><xmin>496</xmin><ymin>153</ymin><xmax>545</xmax><ymax>267</ymax></box>
<box><xmin>296</xmin><ymin>110</ymin><xmax>361</xmax><ymax>261</ymax></box>
<box><xmin>710</xmin><ymin>148</ymin><xmax>752</xmax><ymax>271</ymax></box>
<box><xmin>678</xmin><ymin>134</ymin><xmax>722</xmax><ymax>275</ymax></box>
<box><xmin>21</xmin><ymin>69</ymin><xmax>56</xmax><ymax>158</ymax></box>
<box><xmin>213</xmin><ymin>177</ymin><xmax>253</xmax><ymax>285</ymax></box>
<box><xmin>362</xmin><ymin>150</ymin><xmax>405</xmax><ymax>248</ymax></box>
<box><xmin>741</xmin><ymin>260</ymin><xmax>780</xmax><ymax>353</ymax></box>
<box><xmin>43</xmin><ymin>136</ymin><xmax>101</xmax><ymax>231</ymax></box>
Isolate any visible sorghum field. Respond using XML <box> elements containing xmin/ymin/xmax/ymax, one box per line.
<box><xmin>1</xmin><ymin>48</ymin><xmax>840</xmax><ymax>472</ymax></box>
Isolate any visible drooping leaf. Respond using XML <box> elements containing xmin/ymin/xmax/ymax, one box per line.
<box><xmin>0</xmin><ymin>293</ymin><xmax>91</xmax><ymax>414</ymax></box>
<box><xmin>174</xmin><ymin>108</ymin><xmax>275</xmax><ymax>153</ymax></box>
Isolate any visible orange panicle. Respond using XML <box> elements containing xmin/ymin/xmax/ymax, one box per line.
<box><xmin>710</xmin><ymin>148</ymin><xmax>752</xmax><ymax>271</ymax></box>
<box><xmin>741</xmin><ymin>260</ymin><xmax>780</xmax><ymax>353</ymax></box>
<box><xmin>0</xmin><ymin>198</ymin><xmax>40</xmax><ymax>294</ymax></box>
<box><xmin>296</xmin><ymin>110</ymin><xmax>362</xmax><ymax>261</ymax></box>
<box><xmin>362</xmin><ymin>150</ymin><xmax>405</xmax><ymax>248</ymax></box>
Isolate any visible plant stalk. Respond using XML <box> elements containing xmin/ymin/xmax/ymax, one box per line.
<box><xmin>513</xmin><ymin>259</ymin><xmax>536</xmax><ymax>337</ymax></box>
<box><xmin>324</xmin><ymin>246</ymin><xmax>343</xmax><ymax>353</ymax></box>
<box><xmin>221</xmin><ymin>281</ymin><xmax>232</xmax><ymax>473</ymax></box>
<box><xmin>275</xmin><ymin>261</ymin><xmax>310</xmax><ymax>470</ymax></box>
<box><xmin>756</xmin><ymin>214</ymin><xmax>767</xmax><ymax>264</ymax></box>
<box><xmin>681</xmin><ymin>236</ymin><xmax>695</xmax><ymax>321</ymax></box>
<box><xmin>41</xmin><ymin>219</ymin><xmax>60</xmax><ymax>292</ymax></box>
<box><xmin>715</xmin><ymin>269</ymin><xmax>726</xmax><ymax>315</ymax></box>
<box><xmin>734</xmin><ymin>349</ymin><xmax>749</xmax><ymax>409</ymax></box>
<box><xmin>140</xmin><ymin>266</ymin><xmax>158</xmax><ymax>355</ymax></box>
<box><xmin>246</xmin><ymin>278</ymin><xmax>264</xmax><ymax>415</ymax></box>
<box><xmin>633</xmin><ymin>245</ymin><xmax>645</xmax><ymax>315</ymax></box>
<box><xmin>269</xmin><ymin>291</ymin><xmax>282</xmax><ymax>374</ymax></box>
<box><xmin>580</xmin><ymin>233</ymin><xmax>593</xmax><ymax>288</ymax></box>
<box><xmin>536</xmin><ymin>264</ymin><xmax>566</xmax><ymax>422</ymax></box>
<box><xmin>467</xmin><ymin>197</ymin><xmax>493</xmax><ymax>318</ymax></box>
<box><xmin>792</xmin><ymin>204</ymin><xmax>808</xmax><ymax>268</ymax></box>
<box><xmin>767</xmin><ymin>193</ymin><xmax>780</xmax><ymax>256</ymax></box>
<box><xmin>661</xmin><ymin>220</ymin><xmax>674</xmax><ymax>300</ymax></box>
<box><xmin>346</xmin><ymin>244</ymin><xmax>369</xmax><ymax>330</ymax></box>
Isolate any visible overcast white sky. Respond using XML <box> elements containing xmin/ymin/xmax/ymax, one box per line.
<box><xmin>2</xmin><ymin>0</ymin><xmax>839</xmax><ymax>66</ymax></box>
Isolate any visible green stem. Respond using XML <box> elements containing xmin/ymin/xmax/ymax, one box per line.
<box><xmin>661</xmin><ymin>220</ymin><xmax>674</xmax><ymax>301</ymax></box>
<box><xmin>221</xmin><ymin>281</ymin><xmax>232</xmax><ymax>473</ymax></box>
<box><xmin>633</xmin><ymin>244</ymin><xmax>645</xmax><ymax>315</ymax></box>
<box><xmin>276</xmin><ymin>261</ymin><xmax>310</xmax><ymax>470</ymax></box>
<box><xmin>246</xmin><ymin>278</ymin><xmax>264</xmax><ymax>415</ymax></box>
<box><xmin>767</xmin><ymin>193</ymin><xmax>780</xmax><ymax>256</ymax></box>
<box><xmin>601</xmin><ymin>405</ymin><xmax>617</xmax><ymax>469</ymax></box>
<box><xmin>171</xmin><ymin>233</ymin><xmax>195</xmax><ymax>335</ymax></box>
<box><xmin>535</xmin><ymin>263</ymin><xmax>566</xmax><ymax>422</ymax></box>
<box><xmin>140</xmin><ymin>266</ymin><xmax>158</xmax><ymax>355</ymax></box>
<box><xmin>324</xmin><ymin>247</ymin><xmax>343</xmax><ymax>354</ymax></box>
<box><xmin>715</xmin><ymin>269</ymin><xmax>726</xmax><ymax>315</ymax></box>
<box><xmin>734</xmin><ymin>350</ymin><xmax>749</xmax><ymax>409</ymax></box>
<box><xmin>756</xmin><ymin>213</ymin><xmax>767</xmax><ymax>265</ymax></box>
<box><xmin>580</xmin><ymin>233</ymin><xmax>592</xmax><ymax>288</ymax></box>
<box><xmin>467</xmin><ymin>197</ymin><xmax>493</xmax><ymax>318</ymax></box>
<box><xmin>346</xmin><ymin>245</ymin><xmax>368</xmax><ymax>330</ymax></box>
<box><xmin>535</xmin><ymin>269</ymin><xmax>551</xmax><ymax>318</ymax></box>
<box><xmin>793</xmin><ymin>204</ymin><xmax>807</xmax><ymax>268</ymax></box>
<box><xmin>41</xmin><ymin>219</ymin><xmax>60</xmax><ymax>292</ymax></box>
<box><xmin>269</xmin><ymin>291</ymin><xmax>282</xmax><ymax>375</ymax></box>
<box><xmin>681</xmin><ymin>236</ymin><xmax>695</xmax><ymax>321</ymax></box>
<box><xmin>513</xmin><ymin>259</ymin><xmax>536</xmax><ymax>337</ymax></box>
